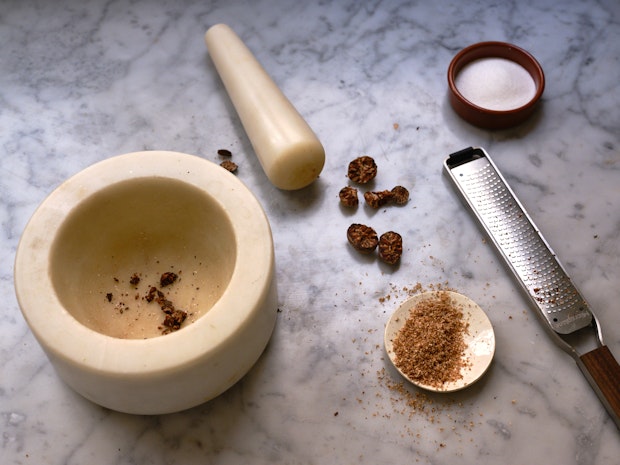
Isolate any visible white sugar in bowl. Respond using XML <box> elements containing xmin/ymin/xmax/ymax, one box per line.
<box><xmin>14</xmin><ymin>151</ymin><xmax>278</xmax><ymax>414</ymax></box>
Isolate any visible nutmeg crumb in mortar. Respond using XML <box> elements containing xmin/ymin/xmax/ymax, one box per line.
<box><xmin>160</xmin><ymin>272</ymin><xmax>178</xmax><ymax>287</ymax></box>
<box><xmin>130</xmin><ymin>273</ymin><xmax>141</xmax><ymax>286</ymax></box>
<box><xmin>162</xmin><ymin>309</ymin><xmax>187</xmax><ymax>333</ymax></box>
<box><xmin>145</xmin><ymin>286</ymin><xmax>158</xmax><ymax>303</ymax></box>
<box><xmin>105</xmin><ymin>270</ymin><xmax>189</xmax><ymax>335</ymax></box>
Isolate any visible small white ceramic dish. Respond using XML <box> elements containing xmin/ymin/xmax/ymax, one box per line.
<box><xmin>14</xmin><ymin>150</ymin><xmax>278</xmax><ymax>414</ymax></box>
<box><xmin>384</xmin><ymin>291</ymin><xmax>495</xmax><ymax>392</ymax></box>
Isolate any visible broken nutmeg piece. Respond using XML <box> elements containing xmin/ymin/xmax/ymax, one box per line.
<box><xmin>220</xmin><ymin>160</ymin><xmax>238</xmax><ymax>173</ymax></box>
<box><xmin>339</xmin><ymin>186</ymin><xmax>359</xmax><ymax>207</ymax></box>
<box><xmin>160</xmin><ymin>272</ymin><xmax>178</xmax><ymax>287</ymax></box>
<box><xmin>363</xmin><ymin>190</ymin><xmax>394</xmax><ymax>208</ymax></box>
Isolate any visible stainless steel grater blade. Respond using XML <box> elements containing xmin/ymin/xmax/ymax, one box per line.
<box><xmin>444</xmin><ymin>146</ymin><xmax>620</xmax><ymax>429</ymax></box>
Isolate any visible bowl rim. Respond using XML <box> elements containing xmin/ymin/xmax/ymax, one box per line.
<box><xmin>447</xmin><ymin>40</ymin><xmax>546</xmax><ymax>115</ymax></box>
<box><xmin>14</xmin><ymin>150</ymin><xmax>275</xmax><ymax>376</ymax></box>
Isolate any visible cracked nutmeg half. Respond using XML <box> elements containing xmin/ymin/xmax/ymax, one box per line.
<box><xmin>347</xmin><ymin>156</ymin><xmax>377</xmax><ymax>184</ymax></box>
<box><xmin>347</xmin><ymin>223</ymin><xmax>379</xmax><ymax>254</ymax></box>
<box><xmin>378</xmin><ymin>231</ymin><xmax>403</xmax><ymax>264</ymax></box>
<box><xmin>390</xmin><ymin>185</ymin><xmax>409</xmax><ymax>205</ymax></box>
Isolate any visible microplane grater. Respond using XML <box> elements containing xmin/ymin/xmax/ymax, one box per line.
<box><xmin>444</xmin><ymin>146</ymin><xmax>620</xmax><ymax>429</ymax></box>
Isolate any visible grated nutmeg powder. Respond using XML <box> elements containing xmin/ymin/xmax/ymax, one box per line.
<box><xmin>392</xmin><ymin>291</ymin><xmax>469</xmax><ymax>388</ymax></box>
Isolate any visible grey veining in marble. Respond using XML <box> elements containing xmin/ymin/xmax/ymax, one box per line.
<box><xmin>1</xmin><ymin>0</ymin><xmax>619</xmax><ymax>464</ymax></box>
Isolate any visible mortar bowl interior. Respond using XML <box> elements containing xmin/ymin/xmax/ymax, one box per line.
<box><xmin>15</xmin><ymin>150</ymin><xmax>278</xmax><ymax>414</ymax></box>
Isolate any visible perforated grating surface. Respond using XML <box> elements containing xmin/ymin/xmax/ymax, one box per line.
<box><xmin>447</xmin><ymin>152</ymin><xmax>592</xmax><ymax>334</ymax></box>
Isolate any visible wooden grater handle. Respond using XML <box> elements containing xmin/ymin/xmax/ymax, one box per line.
<box><xmin>578</xmin><ymin>345</ymin><xmax>620</xmax><ymax>430</ymax></box>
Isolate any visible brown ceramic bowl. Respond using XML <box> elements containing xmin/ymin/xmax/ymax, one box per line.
<box><xmin>447</xmin><ymin>41</ymin><xmax>545</xmax><ymax>130</ymax></box>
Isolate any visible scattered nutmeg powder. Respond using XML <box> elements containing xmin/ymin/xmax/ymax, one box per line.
<box><xmin>392</xmin><ymin>291</ymin><xmax>469</xmax><ymax>388</ymax></box>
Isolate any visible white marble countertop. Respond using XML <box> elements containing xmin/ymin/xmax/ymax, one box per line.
<box><xmin>1</xmin><ymin>0</ymin><xmax>619</xmax><ymax>463</ymax></box>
